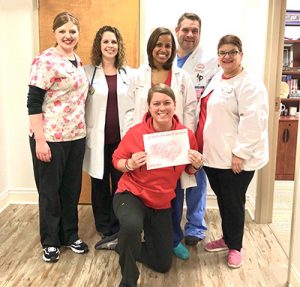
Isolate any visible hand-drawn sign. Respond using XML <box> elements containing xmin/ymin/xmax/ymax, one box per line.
<box><xmin>143</xmin><ymin>129</ymin><xmax>190</xmax><ymax>170</ymax></box>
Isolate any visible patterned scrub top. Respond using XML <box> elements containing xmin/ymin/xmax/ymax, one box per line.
<box><xmin>29</xmin><ymin>47</ymin><xmax>89</xmax><ymax>142</ymax></box>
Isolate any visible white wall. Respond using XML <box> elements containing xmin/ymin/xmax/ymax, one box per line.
<box><xmin>0</xmin><ymin>0</ymin><xmax>8</xmax><ymax>206</ymax></box>
<box><xmin>0</xmin><ymin>0</ymin><xmax>37</xmax><ymax>211</ymax></box>
<box><xmin>141</xmin><ymin>0</ymin><xmax>268</xmax><ymax>79</ymax></box>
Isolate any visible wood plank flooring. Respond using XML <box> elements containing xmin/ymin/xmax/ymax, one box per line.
<box><xmin>0</xmin><ymin>205</ymin><xmax>288</xmax><ymax>287</ymax></box>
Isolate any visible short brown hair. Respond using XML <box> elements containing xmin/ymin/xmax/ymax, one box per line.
<box><xmin>90</xmin><ymin>25</ymin><xmax>126</xmax><ymax>68</ymax></box>
<box><xmin>176</xmin><ymin>12</ymin><xmax>201</xmax><ymax>31</ymax></box>
<box><xmin>146</xmin><ymin>27</ymin><xmax>176</xmax><ymax>70</ymax></box>
<box><xmin>217</xmin><ymin>34</ymin><xmax>243</xmax><ymax>52</ymax></box>
<box><xmin>147</xmin><ymin>83</ymin><xmax>176</xmax><ymax>105</ymax></box>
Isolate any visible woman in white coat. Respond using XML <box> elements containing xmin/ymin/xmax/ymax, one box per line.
<box><xmin>196</xmin><ymin>34</ymin><xmax>269</xmax><ymax>269</ymax></box>
<box><xmin>83</xmin><ymin>26</ymin><xmax>131</xmax><ymax>238</ymax></box>
<box><xmin>123</xmin><ymin>27</ymin><xmax>197</xmax><ymax>134</ymax></box>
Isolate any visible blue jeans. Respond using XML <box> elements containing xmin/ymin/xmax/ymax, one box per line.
<box><xmin>172</xmin><ymin>168</ymin><xmax>207</xmax><ymax>247</ymax></box>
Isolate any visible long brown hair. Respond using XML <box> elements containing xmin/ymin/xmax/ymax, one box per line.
<box><xmin>90</xmin><ymin>26</ymin><xmax>126</xmax><ymax>68</ymax></box>
<box><xmin>147</xmin><ymin>27</ymin><xmax>176</xmax><ymax>70</ymax></box>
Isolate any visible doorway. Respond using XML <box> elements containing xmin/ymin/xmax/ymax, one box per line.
<box><xmin>271</xmin><ymin>6</ymin><xmax>300</xmax><ymax>256</ymax></box>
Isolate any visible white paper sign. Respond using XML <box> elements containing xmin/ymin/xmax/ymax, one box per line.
<box><xmin>143</xmin><ymin>129</ymin><xmax>190</xmax><ymax>170</ymax></box>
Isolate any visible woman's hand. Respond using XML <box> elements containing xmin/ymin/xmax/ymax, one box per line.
<box><xmin>188</xmin><ymin>149</ymin><xmax>203</xmax><ymax>170</ymax></box>
<box><xmin>128</xmin><ymin>151</ymin><xmax>147</xmax><ymax>170</ymax></box>
<box><xmin>231</xmin><ymin>154</ymin><xmax>244</xmax><ymax>174</ymax></box>
<box><xmin>35</xmin><ymin>139</ymin><xmax>52</xmax><ymax>162</ymax></box>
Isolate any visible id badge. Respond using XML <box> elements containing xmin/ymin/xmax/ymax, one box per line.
<box><xmin>195</xmin><ymin>86</ymin><xmax>205</xmax><ymax>102</ymax></box>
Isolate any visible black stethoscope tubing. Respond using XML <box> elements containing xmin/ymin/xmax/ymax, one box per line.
<box><xmin>90</xmin><ymin>66</ymin><xmax>127</xmax><ymax>89</ymax></box>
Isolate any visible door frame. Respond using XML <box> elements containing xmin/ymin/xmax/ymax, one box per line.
<box><xmin>255</xmin><ymin>0</ymin><xmax>286</xmax><ymax>224</ymax></box>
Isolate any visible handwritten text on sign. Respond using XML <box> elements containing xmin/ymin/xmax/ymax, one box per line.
<box><xmin>143</xmin><ymin>129</ymin><xmax>190</xmax><ymax>170</ymax></box>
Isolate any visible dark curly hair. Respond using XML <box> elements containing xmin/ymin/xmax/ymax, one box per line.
<box><xmin>147</xmin><ymin>27</ymin><xmax>176</xmax><ymax>70</ymax></box>
<box><xmin>90</xmin><ymin>26</ymin><xmax>126</xmax><ymax>68</ymax></box>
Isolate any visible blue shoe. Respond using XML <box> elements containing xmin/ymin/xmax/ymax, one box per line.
<box><xmin>173</xmin><ymin>243</ymin><xmax>189</xmax><ymax>260</ymax></box>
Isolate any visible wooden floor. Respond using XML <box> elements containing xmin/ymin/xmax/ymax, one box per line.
<box><xmin>0</xmin><ymin>205</ymin><xmax>288</xmax><ymax>287</ymax></box>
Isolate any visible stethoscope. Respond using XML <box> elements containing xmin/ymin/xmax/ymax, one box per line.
<box><xmin>118</xmin><ymin>67</ymin><xmax>128</xmax><ymax>85</ymax></box>
<box><xmin>88</xmin><ymin>66</ymin><xmax>128</xmax><ymax>96</ymax></box>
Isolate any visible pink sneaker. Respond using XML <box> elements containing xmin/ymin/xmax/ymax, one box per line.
<box><xmin>227</xmin><ymin>249</ymin><xmax>243</xmax><ymax>268</ymax></box>
<box><xmin>205</xmin><ymin>238</ymin><xmax>228</xmax><ymax>252</ymax></box>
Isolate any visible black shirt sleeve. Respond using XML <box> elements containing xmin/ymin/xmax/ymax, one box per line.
<box><xmin>27</xmin><ymin>85</ymin><xmax>47</xmax><ymax>115</ymax></box>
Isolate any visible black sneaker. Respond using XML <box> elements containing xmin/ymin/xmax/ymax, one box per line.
<box><xmin>43</xmin><ymin>247</ymin><xmax>60</xmax><ymax>263</ymax></box>
<box><xmin>67</xmin><ymin>239</ymin><xmax>89</xmax><ymax>254</ymax></box>
<box><xmin>95</xmin><ymin>233</ymin><xmax>118</xmax><ymax>250</ymax></box>
<box><xmin>184</xmin><ymin>235</ymin><xmax>203</xmax><ymax>246</ymax></box>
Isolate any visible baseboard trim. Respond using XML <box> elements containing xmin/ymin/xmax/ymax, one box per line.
<box><xmin>246</xmin><ymin>195</ymin><xmax>256</xmax><ymax>220</ymax></box>
<box><xmin>0</xmin><ymin>189</ymin><xmax>10</xmax><ymax>213</ymax></box>
<box><xmin>1</xmin><ymin>189</ymin><xmax>253</xmax><ymax>218</ymax></box>
<box><xmin>289</xmin><ymin>263</ymin><xmax>300</xmax><ymax>287</ymax></box>
<box><xmin>206</xmin><ymin>192</ymin><xmax>254</xmax><ymax>220</ymax></box>
<box><xmin>0</xmin><ymin>188</ymin><xmax>38</xmax><ymax>212</ymax></box>
<box><xmin>275</xmin><ymin>180</ymin><xmax>294</xmax><ymax>191</ymax></box>
<box><xmin>9</xmin><ymin>188</ymin><xmax>38</xmax><ymax>203</ymax></box>
<box><xmin>206</xmin><ymin>192</ymin><xmax>219</xmax><ymax>209</ymax></box>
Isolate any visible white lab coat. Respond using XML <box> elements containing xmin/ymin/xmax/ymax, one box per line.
<box><xmin>200</xmin><ymin>69</ymin><xmax>269</xmax><ymax>170</ymax></box>
<box><xmin>83</xmin><ymin>64</ymin><xmax>132</xmax><ymax>179</ymax></box>
<box><xmin>123</xmin><ymin>64</ymin><xmax>197</xmax><ymax>135</ymax></box>
<box><xmin>176</xmin><ymin>44</ymin><xmax>219</xmax><ymax>98</ymax></box>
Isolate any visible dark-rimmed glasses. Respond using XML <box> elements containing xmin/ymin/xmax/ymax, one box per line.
<box><xmin>218</xmin><ymin>50</ymin><xmax>240</xmax><ymax>57</ymax></box>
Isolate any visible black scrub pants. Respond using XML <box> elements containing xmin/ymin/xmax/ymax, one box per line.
<box><xmin>204</xmin><ymin>167</ymin><xmax>254</xmax><ymax>251</ymax></box>
<box><xmin>91</xmin><ymin>142</ymin><xmax>121</xmax><ymax>236</ymax></box>
<box><xmin>113</xmin><ymin>192</ymin><xmax>173</xmax><ymax>287</ymax></box>
<box><xmin>29</xmin><ymin>136</ymin><xmax>85</xmax><ymax>248</ymax></box>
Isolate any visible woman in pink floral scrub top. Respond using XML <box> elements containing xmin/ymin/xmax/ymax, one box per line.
<box><xmin>27</xmin><ymin>12</ymin><xmax>89</xmax><ymax>263</ymax></box>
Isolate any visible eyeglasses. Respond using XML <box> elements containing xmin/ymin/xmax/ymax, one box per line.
<box><xmin>218</xmin><ymin>50</ymin><xmax>240</xmax><ymax>57</ymax></box>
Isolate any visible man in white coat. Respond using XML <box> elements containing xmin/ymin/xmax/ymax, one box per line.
<box><xmin>172</xmin><ymin>12</ymin><xmax>219</xmax><ymax>260</ymax></box>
